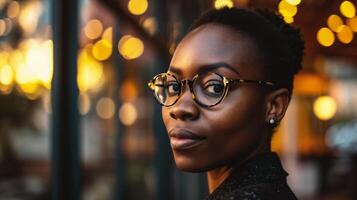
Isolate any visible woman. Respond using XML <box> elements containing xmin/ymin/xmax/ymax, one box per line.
<box><xmin>148</xmin><ymin>7</ymin><xmax>304</xmax><ymax>199</ymax></box>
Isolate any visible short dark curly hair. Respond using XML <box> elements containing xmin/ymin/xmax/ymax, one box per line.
<box><xmin>189</xmin><ymin>7</ymin><xmax>305</xmax><ymax>98</ymax></box>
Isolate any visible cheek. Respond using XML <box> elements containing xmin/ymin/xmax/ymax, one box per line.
<box><xmin>161</xmin><ymin>107</ymin><xmax>170</xmax><ymax>129</ymax></box>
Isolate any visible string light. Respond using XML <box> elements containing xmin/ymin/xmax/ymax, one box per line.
<box><xmin>214</xmin><ymin>0</ymin><xmax>234</xmax><ymax>9</ymax></box>
<box><xmin>313</xmin><ymin>96</ymin><xmax>337</xmax><ymax>120</ymax></box>
<box><xmin>327</xmin><ymin>14</ymin><xmax>343</xmax><ymax>32</ymax></box>
<box><xmin>118</xmin><ymin>35</ymin><xmax>144</xmax><ymax>60</ymax></box>
<box><xmin>336</xmin><ymin>25</ymin><xmax>353</xmax><ymax>44</ymax></box>
<box><xmin>128</xmin><ymin>0</ymin><xmax>148</xmax><ymax>15</ymax></box>
<box><xmin>317</xmin><ymin>27</ymin><xmax>335</xmax><ymax>47</ymax></box>
<box><xmin>340</xmin><ymin>1</ymin><xmax>356</xmax><ymax>18</ymax></box>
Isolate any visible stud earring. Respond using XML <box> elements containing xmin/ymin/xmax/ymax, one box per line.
<box><xmin>269</xmin><ymin>118</ymin><xmax>275</xmax><ymax>125</ymax></box>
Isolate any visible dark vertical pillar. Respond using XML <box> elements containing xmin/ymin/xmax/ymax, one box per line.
<box><xmin>51</xmin><ymin>0</ymin><xmax>81</xmax><ymax>199</ymax></box>
<box><xmin>152</xmin><ymin>0</ymin><xmax>173</xmax><ymax>200</ymax></box>
<box><xmin>113</xmin><ymin>23</ymin><xmax>126</xmax><ymax>200</ymax></box>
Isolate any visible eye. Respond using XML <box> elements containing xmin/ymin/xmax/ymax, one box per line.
<box><xmin>203</xmin><ymin>81</ymin><xmax>224</xmax><ymax>97</ymax></box>
<box><xmin>167</xmin><ymin>81</ymin><xmax>180</xmax><ymax>95</ymax></box>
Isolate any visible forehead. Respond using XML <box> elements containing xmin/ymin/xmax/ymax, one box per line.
<box><xmin>169</xmin><ymin>24</ymin><xmax>263</xmax><ymax>78</ymax></box>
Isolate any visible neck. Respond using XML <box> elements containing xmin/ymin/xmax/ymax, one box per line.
<box><xmin>206</xmin><ymin>139</ymin><xmax>271</xmax><ymax>194</ymax></box>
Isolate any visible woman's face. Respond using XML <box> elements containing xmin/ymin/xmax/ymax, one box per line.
<box><xmin>162</xmin><ymin>24</ymin><xmax>270</xmax><ymax>172</ymax></box>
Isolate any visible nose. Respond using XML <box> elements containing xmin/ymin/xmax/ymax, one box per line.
<box><xmin>169</xmin><ymin>87</ymin><xmax>199</xmax><ymax>121</ymax></box>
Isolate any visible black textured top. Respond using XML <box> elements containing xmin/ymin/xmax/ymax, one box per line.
<box><xmin>205</xmin><ymin>152</ymin><xmax>298</xmax><ymax>200</ymax></box>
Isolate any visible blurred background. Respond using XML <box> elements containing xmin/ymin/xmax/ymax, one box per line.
<box><xmin>0</xmin><ymin>0</ymin><xmax>356</xmax><ymax>199</ymax></box>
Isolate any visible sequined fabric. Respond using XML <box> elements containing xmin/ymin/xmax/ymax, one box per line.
<box><xmin>205</xmin><ymin>152</ymin><xmax>298</xmax><ymax>200</ymax></box>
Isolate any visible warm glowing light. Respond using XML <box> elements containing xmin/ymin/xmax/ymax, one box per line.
<box><xmin>96</xmin><ymin>97</ymin><xmax>116</xmax><ymax>119</ymax></box>
<box><xmin>337</xmin><ymin>25</ymin><xmax>353</xmax><ymax>44</ymax></box>
<box><xmin>214</xmin><ymin>0</ymin><xmax>234</xmax><ymax>9</ymax></box>
<box><xmin>120</xmin><ymin>80</ymin><xmax>138</xmax><ymax>102</ymax></box>
<box><xmin>285</xmin><ymin>0</ymin><xmax>301</xmax><ymax>6</ymax></box>
<box><xmin>118</xmin><ymin>35</ymin><xmax>144</xmax><ymax>60</ymax></box>
<box><xmin>102</xmin><ymin>27</ymin><xmax>113</xmax><ymax>44</ymax></box>
<box><xmin>119</xmin><ymin>102</ymin><xmax>138</xmax><ymax>126</ymax></box>
<box><xmin>84</xmin><ymin>19</ymin><xmax>103</xmax><ymax>40</ymax></box>
<box><xmin>0</xmin><ymin>19</ymin><xmax>5</xmax><ymax>36</ymax></box>
<box><xmin>340</xmin><ymin>1</ymin><xmax>356</xmax><ymax>18</ymax></box>
<box><xmin>79</xmin><ymin>93</ymin><xmax>91</xmax><ymax>115</ymax></box>
<box><xmin>313</xmin><ymin>96</ymin><xmax>337</xmax><ymax>120</ymax></box>
<box><xmin>3</xmin><ymin>18</ymin><xmax>13</xmax><ymax>36</ymax></box>
<box><xmin>77</xmin><ymin>47</ymin><xmax>104</xmax><ymax>93</ymax></box>
<box><xmin>327</xmin><ymin>15</ymin><xmax>343</xmax><ymax>32</ymax></box>
<box><xmin>128</xmin><ymin>0</ymin><xmax>148</xmax><ymax>15</ymax></box>
<box><xmin>283</xmin><ymin>16</ymin><xmax>294</xmax><ymax>24</ymax></box>
<box><xmin>142</xmin><ymin>17</ymin><xmax>157</xmax><ymax>35</ymax></box>
<box><xmin>18</xmin><ymin>1</ymin><xmax>42</xmax><ymax>34</ymax></box>
<box><xmin>317</xmin><ymin>27</ymin><xmax>335</xmax><ymax>47</ymax></box>
<box><xmin>7</xmin><ymin>1</ymin><xmax>20</xmax><ymax>18</ymax></box>
<box><xmin>0</xmin><ymin>64</ymin><xmax>14</xmax><ymax>85</ymax></box>
<box><xmin>92</xmin><ymin>39</ymin><xmax>112</xmax><ymax>61</ymax></box>
<box><xmin>347</xmin><ymin>16</ymin><xmax>357</xmax><ymax>32</ymax></box>
<box><xmin>279</xmin><ymin>0</ymin><xmax>297</xmax><ymax>17</ymax></box>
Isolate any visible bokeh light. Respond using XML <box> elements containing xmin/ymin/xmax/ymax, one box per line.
<box><xmin>7</xmin><ymin>1</ymin><xmax>20</xmax><ymax>19</ymax></box>
<box><xmin>340</xmin><ymin>1</ymin><xmax>356</xmax><ymax>18</ymax></box>
<box><xmin>346</xmin><ymin>16</ymin><xmax>357</xmax><ymax>32</ymax></box>
<box><xmin>142</xmin><ymin>17</ymin><xmax>157</xmax><ymax>35</ymax></box>
<box><xmin>102</xmin><ymin>27</ymin><xmax>113</xmax><ymax>43</ymax></box>
<box><xmin>0</xmin><ymin>64</ymin><xmax>14</xmax><ymax>86</ymax></box>
<box><xmin>79</xmin><ymin>93</ymin><xmax>91</xmax><ymax>115</ymax></box>
<box><xmin>285</xmin><ymin>0</ymin><xmax>301</xmax><ymax>6</ymax></box>
<box><xmin>337</xmin><ymin>25</ymin><xmax>353</xmax><ymax>44</ymax></box>
<box><xmin>279</xmin><ymin>0</ymin><xmax>297</xmax><ymax>18</ymax></box>
<box><xmin>120</xmin><ymin>80</ymin><xmax>138</xmax><ymax>102</ymax></box>
<box><xmin>214</xmin><ymin>0</ymin><xmax>234</xmax><ymax>9</ymax></box>
<box><xmin>313</xmin><ymin>96</ymin><xmax>337</xmax><ymax>120</ymax></box>
<box><xmin>128</xmin><ymin>0</ymin><xmax>148</xmax><ymax>15</ymax></box>
<box><xmin>18</xmin><ymin>1</ymin><xmax>42</xmax><ymax>34</ymax></box>
<box><xmin>77</xmin><ymin>46</ymin><xmax>104</xmax><ymax>93</ymax></box>
<box><xmin>327</xmin><ymin>14</ymin><xmax>343</xmax><ymax>32</ymax></box>
<box><xmin>0</xmin><ymin>19</ymin><xmax>5</xmax><ymax>36</ymax></box>
<box><xmin>118</xmin><ymin>35</ymin><xmax>144</xmax><ymax>60</ymax></box>
<box><xmin>84</xmin><ymin>19</ymin><xmax>103</xmax><ymax>40</ymax></box>
<box><xmin>96</xmin><ymin>97</ymin><xmax>116</xmax><ymax>119</ymax></box>
<box><xmin>92</xmin><ymin>39</ymin><xmax>112</xmax><ymax>61</ymax></box>
<box><xmin>317</xmin><ymin>27</ymin><xmax>335</xmax><ymax>47</ymax></box>
<box><xmin>119</xmin><ymin>102</ymin><xmax>138</xmax><ymax>126</ymax></box>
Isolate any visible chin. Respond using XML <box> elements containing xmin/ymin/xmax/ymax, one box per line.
<box><xmin>173</xmin><ymin>153</ymin><xmax>212</xmax><ymax>173</ymax></box>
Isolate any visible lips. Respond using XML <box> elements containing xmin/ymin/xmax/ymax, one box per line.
<box><xmin>169</xmin><ymin>128</ymin><xmax>206</xmax><ymax>150</ymax></box>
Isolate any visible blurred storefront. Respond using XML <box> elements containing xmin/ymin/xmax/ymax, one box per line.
<box><xmin>0</xmin><ymin>0</ymin><xmax>356</xmax><ymax>199</ymax></box>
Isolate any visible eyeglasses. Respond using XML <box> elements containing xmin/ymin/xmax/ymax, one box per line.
<box><xmin>147</xmin><ymin>71</ymin><xmax>275</xmax><ymax>108</ymax></box>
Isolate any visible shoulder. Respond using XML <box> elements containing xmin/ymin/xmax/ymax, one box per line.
<box><xmin>217</xmin><ymin>182</ymin><xmax>298</xmax><ymax>200</ymax></box>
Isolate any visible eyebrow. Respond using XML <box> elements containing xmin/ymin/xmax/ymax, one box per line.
<box><xmin>168</xmin><ymin>62</ymin><xmax>241</xmax><ymax>77</ymax></box>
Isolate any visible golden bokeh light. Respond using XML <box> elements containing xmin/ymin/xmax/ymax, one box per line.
<box><xmin>327</xmin><ymin>14</ymin><xmax>343</xmax><ymax>32</ymax></box>
<box><xmin>214</xmin><ymin>0</ymin><xmax>234</xmax><ymax>9</ymax></box>
<box><xmin>337</xmin><ymin>25</ymin><xmax>353</xmax><ymax>44</ymax></box>
<box><xmin>96</xmin><ymin>97</ymin><xmax>116</xmax><ymax>119</ymax></box>
<box><xmin>18</xmin><ymin>1</ymin><xmax>42</xmax><ymax>34</ymax></box>
<box><xmin>79</xmin><ymin>93</ymin><xmax>91</xmax><ymax>115</ymax></box>
<box><xmin>347</xmin><ymin>16</ymin><xmax>357</xmax><ymax>32</ymax></box>
<box><xmin>317</xmin><ymin>27</ymin><xmax>335</xmax><ymax>47</ymax></box>
<box><xmin>92</xmin><ymin>39</ymin><xmax>112</xmax><ymax>61</ymax></box>
<box><xmin>0</xmin><ymin>64</ymin><xmax>14</xmax><ymax>86</ymax></box>
<box><xmin>128</xmin><ymin>0</ymin><xmax>148</xmax><ymax>15</ymax></box>
<box><xmin>77</xmin><ymin>47</ymin><xmax>104</xmax><ymax>93</ymax></box>
<box><xmin>0</xmin><ymin>19</ymin><xmax>5</xmax><ymax>36</ymax></box>
<box><xmin>84</xmin><ymin>19</ymin><xmax>103</xmax><ymax>40</ymax></box>
<box><xmin>7</xmin><ymin>1</ymin><xmax>20</xmax><ymax>18</ymax></box>
<box><xmin>285</xmin><ymin>0</ymin><xmax>301</xmax><ymax>6</ymax></box>
<box><xmin>313</xmin><ymin>96</ymin><xmax>337</xmax><ymax>120</ymax></box>
<box><xmin>118</xmin><ymin>35</ymin><xmax>144</xmax><ymax>60</ymax></box>
<box><xmin>279</xmin><ymin>0</ymin><xmax>297</xmax><ymax>17</ymax></box>
<box><xmin>283</xmin><ymin>16</ymin><xmax>294</xmax><ymax>24</ymax></box>
<box><xmin>143</xmin><ymin>17</ymin><xmax>157</xmax><ymax>35</ymax></box>
<box><xmin>102</xmin><ymin>27</ymin><xmax>113</xmax><ymax>44</ymax></box>
<box><xmin>120</xmin><ymin>80</ymin><xmax>138</xmax><ymax>102</ymax></box>
<box><xmin>340</xmin><ymin>1</ymin><xmax>356</xmax><ymax>18</ymax></box>
<box><xmin>119</xmin><ymin>102</ymin><xmax>138</xmax><ymax>126</ymax></box>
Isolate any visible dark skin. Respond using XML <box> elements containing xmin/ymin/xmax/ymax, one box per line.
<box><xmin>162</xmin><ymin>23</ymin><xmax>290</xmax><ymax>193</ymax></box>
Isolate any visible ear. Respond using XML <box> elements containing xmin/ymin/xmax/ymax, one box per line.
<box><xmin>265</xmin><ymin>88</ymin><xmax>290</xmax><ymax>124</ymax></box>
